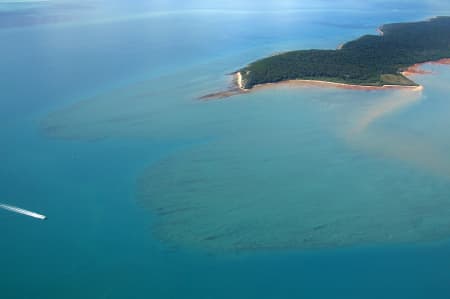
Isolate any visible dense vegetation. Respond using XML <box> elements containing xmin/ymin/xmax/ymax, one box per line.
<box><xmin>239</xmin><ymin>17</ymin><xmax>450</xmax><ymax>88</ymax></box>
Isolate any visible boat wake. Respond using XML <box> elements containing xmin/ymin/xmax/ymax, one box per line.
<box><xmin>0</xmin><ymin>204</ymin><xmax>47</xmax><ymax>220</ymax></box>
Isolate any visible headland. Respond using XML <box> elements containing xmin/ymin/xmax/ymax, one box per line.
<box><xmin>201</xmin><ymin>17</ymin><xmax>450</xmax><ymax>99</ymax></box>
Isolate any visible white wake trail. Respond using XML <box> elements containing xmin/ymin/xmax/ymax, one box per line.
<box><xmin>0</xmin><ymin>204</ymin><xmax>47</xmax><ymax>220</ymax></box>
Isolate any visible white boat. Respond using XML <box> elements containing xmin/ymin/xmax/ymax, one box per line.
<box><xmin>0</xmin><ymin>204</ymin><xmax>47</xmax><ymax>220</ymax></box>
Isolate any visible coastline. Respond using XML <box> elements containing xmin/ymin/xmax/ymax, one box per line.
<box><xmin>401</xmin><ymin>58</ymin><xmax>450</xmax><ymax>76</ymax></box>
<box><xmin>237</xmin><ymin>58</ymin><xmax>450</xmax><ymax>92</ymax></box>
<box><xmin>377</xmin><ymin>27</ymin><xmax>385</xmax><ymax>36</ymax></box>
<box><xmin>198</xmin><ymin>17</ymin><xmax>450</xmax><ymax>100</ymax></box>
<box><xmin>200</xmin><ymin>58</ymin><xmax>450</xmax><ymax>100</ymax></box>
<box><xmin>199</xmin><ymin>72</ymin><xmax>248</xmax><ymax>100</ymax></box>
<box><xmin>239</xmin><ymin>75</ymin><xmax>423</xmax><ymax>92</ymax></box>
<box><xmin>401</xmin><ymin>65</ymin><xmax>433</xmax><ymax>76</ymax></box>
<box><xmin>236</xmin><ymin>71</ymin><xmax>243</xmax><ymax>90</ymax></box>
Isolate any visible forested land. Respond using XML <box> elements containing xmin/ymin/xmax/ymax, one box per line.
<box><xmin>239</xmin><ymin>17</ymin><xmax>450</xmax><ymax>88</ymax></box>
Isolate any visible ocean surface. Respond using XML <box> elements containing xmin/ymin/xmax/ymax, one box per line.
<box><xmin>2</xmin><ymin>1</ymin><xmax>450</xmax><ymax>298</ymax></box>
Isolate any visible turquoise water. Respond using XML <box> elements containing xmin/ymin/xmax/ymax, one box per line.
<box><xmin>3</xmin><ymin>1</ymin><xmax>450</xmax><ymax>298</ymax></box>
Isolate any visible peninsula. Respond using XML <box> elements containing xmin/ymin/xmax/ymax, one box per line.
<box><xmin>201</xmin><ymin>17</ymin><xmax>450</xmax><ymax>99</ymax></box>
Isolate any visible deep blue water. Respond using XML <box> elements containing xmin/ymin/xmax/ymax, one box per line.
<box><xmin>2</xmin><ymin>1</ymin><xmax>450</xmax><ymax>298</ymax></box>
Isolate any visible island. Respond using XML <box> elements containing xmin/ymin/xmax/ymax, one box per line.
<box><xmin>201</xmin><ymin>16</ymin><xmax>450</xmax><ymax>99</ymax></box>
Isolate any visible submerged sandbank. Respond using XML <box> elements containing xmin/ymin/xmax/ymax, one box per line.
<box><xmin>199</xmin><ymin>73</ymin><xmax>248</xmax><ymax>100</ymax></box>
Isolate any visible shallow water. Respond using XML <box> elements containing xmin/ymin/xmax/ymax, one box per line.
<box><xmin>3</xmin><ymin>1</ymin><xmax>450</xmax><ymax>298</ymax></box>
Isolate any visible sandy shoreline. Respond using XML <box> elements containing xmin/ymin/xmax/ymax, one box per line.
<box><xmin>236</xmin><ymin>57</ymin><xmax>450</xmax><ymax>92</ymax></box>
<box><xmin>377</xmin><ymin>27</ymin><xmax>385</xmax><ymax>36</ymax></box>
<box><xmin>236</xmin><ymin>71</ymin><xmax>243</xmax><ymax>90</ymax></box>
<box><xmin>234</xmin><ymin>72</ymin><xmax>423</xmax><ymax>93</ymax></box>
<box><xmin>241</xmin><ymin>76</ymin><xmax>423</xmax><ymax>92</ymax></box>
<box><xmin>401</xmin><ymin>58</ymin><xmax>450</xmax><ymax>76</ymax></box>
<box><xmin>401</xmin><ymin>64</ymin><xmax>433</xmax><ymax>76</ymax></box>
<box><xmin>430</xmin><ymin>58</ymin><xmax>450</xmax><ymax>65</ymax></box>
<box><xmin>200</xmin><ymin>58</ymin><xmax>450</xmax><ymax>100</ymax></box>
<box><xmin>199</xmin><ymin>73</ymin><xmax>248</xmax><ymax>100</ymax></box>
